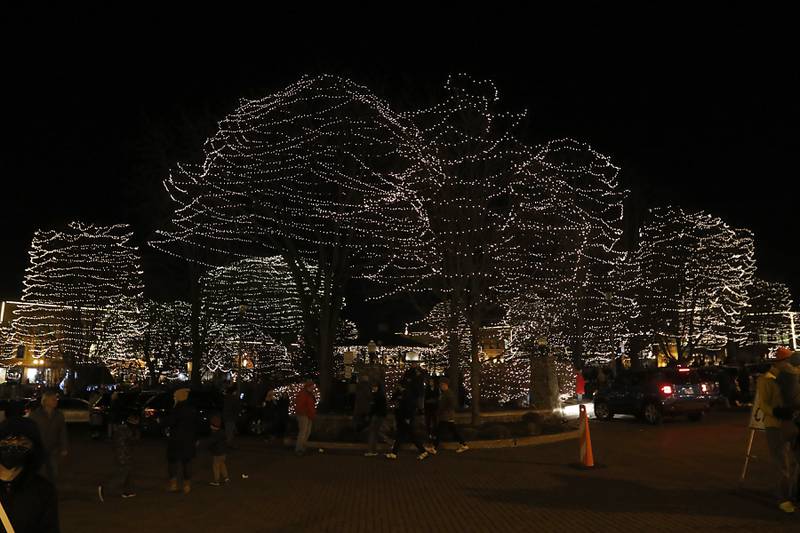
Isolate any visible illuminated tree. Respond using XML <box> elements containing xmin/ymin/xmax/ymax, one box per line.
<box><xmin>12</xmin><ymin>223</ymin><xmax>143</xmax><ymax>383</ymax></box>
<box><xmin>629</xmin><ymin>207</ymin><xmax>755</xmax><ymax>363</ymax></box>
<box><xmin>741</xmin><ymin>278</ymin><xmax>795</xmax><ymax>347</ymax></box>
<box><xmin>152</xmin><ymin>75</ymin><xmax>429</xmax><ymax>407</ymax></box>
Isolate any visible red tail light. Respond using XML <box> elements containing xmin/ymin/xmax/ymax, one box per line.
<box><xmin>143</xmin><ymin>408</ymin><xmax>157</xmax><ymax>417</ymax></box>
<box><xmin>660</xmin><ymin>385</ymin><xmax>673</xmax><ymax>395</ymax></box>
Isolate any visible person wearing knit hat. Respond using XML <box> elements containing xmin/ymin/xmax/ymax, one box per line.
<box><xmin>0</xmin><ymin>416</ymin><xmax>60</xmax><ymax>532</ymax></box>
<box><xmin>165</xmin><ymin>389</ymin><xmax>199</xmax><ymax>494</ymax></box>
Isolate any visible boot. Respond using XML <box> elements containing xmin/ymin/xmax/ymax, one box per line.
<box><xmin>168</xmin><ymin>478</ymin><xmax>178</xmax><ymax>493</ymax></box>
<box><xmin>183</xmin><ymin>480</ymin><xmax>191</xmax><ymax>495</ymax></box>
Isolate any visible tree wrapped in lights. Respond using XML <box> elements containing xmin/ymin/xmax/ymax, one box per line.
<box><xmin>152</xmin><ymin>75</ymin><xmax>430</xmax><ymax>407</ymax></box>
<box><xmin>12</xmin><ymin>223</ymin><xmax>144</xmax><ymax>382</ymax></box>
<box><xmin>741</xmin><ymin>278</ymin><xmax>795</xmax><ymax>347</ymax></box>
<box><xmin>499</xmin><ymin>139</ymin><xmax>627</xmax><ymax>409</ymax></box>
<box><xmin>403</xmin><ymin>75</ymin><xmax>532</xmax><ymax>423</ymax></box>
<box><xmin>629</xmin><ymin>207</ymin><xmax>755</xmax><ymax>363</ymax></box>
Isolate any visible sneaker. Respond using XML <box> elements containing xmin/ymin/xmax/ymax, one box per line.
<box><xmin>182</xmin><ymin>481</ymin><xmax>192</xmax><ymax>495</ymax></box>
<box><xmin>121</xmin><ymin>493</ymin><xmax>136</xmax><ymax>499</ymax></box>
<box><xmin>97</xmin><ymin>485</ymin><xmax>105</xmax><ymax>503</ymax></box>
<box><xmin>385</xmin><ymin>453</ymin><xmax>398</xmax><ymax>460</ymax></box>
<box><xmin>778</xmin><ymin>501</ymin><xmax>796</xmax><ymax>513</ymax></box>
<box><xmin>364</xmin><ymin>452</ymin><xmax>379</xmax><ymax>457</ymax></box>
<box><xmin>168</xmin><ymin>479</ymin><xmax>179</xmax><ymax>493</ymax></box>
<box><xmin>425</xmin><ymin>446</ymin><xmax>437</xmax><ymax>455</ymax></box>
<box><xmin>417</xmin><ymin>451</ymin><xmax>429</xmax><ymax>461</ymax></box>
<box><xmin>456</xmin><ymin>444</ymin><xmax>469</xmax><ymax>453</ymax></box>
<box><xmin>209</xmin><ymin>481</ymin><xmax>222</xmax><ymax>487</ymax></box>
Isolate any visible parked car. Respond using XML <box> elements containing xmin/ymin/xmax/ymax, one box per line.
<box><xmin>29</xmin><ymin>396</ymin><xmax>91</xmax><ymax>423</ymax></box>
<box><xmin>140</xmin><ymin>389</ymin><xmax>223</xmax><ymax>436</ymax></box>
<box><xmin>0</xmin><ymin>398</ymin><xmax>33</xmax><ymax>423</ymax></box>
<box><xmin>90</xmin><ymin>390</ymin><xmax>160</xmax><ymax>434</ymax></box>
<box><xmin>593</xmin><ymin>367</ymin><xmax>716</xmax><ymax>424</ymax></box>
<box><xmin>236</xmin><ymin>394</ymin><xmax>290</xmax><ymax>436</ymax></box>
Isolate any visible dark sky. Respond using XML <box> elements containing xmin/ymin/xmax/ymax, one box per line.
<box><xmin>1</xmin><ymin>6</ymin><xmax>798</xmax><ymax>333</ymax></box>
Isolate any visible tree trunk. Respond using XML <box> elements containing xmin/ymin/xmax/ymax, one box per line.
<box><xmin>190</xmin><ymin>274</ymin><xmax>203</xmax><ymax>385</ymax></box>
<box><xmin>469</xmin><ymin>320</ymin><xmax>481</xmax><ymax>426</ymax></box>
<box><xmin>530</xmin><ymin>352</ymin><xmax>559</xmax><ymax>412</ymax></box>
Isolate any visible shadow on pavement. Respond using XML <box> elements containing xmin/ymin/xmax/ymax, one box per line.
<box><xmin>466</xmin><ymin>472</ymin><xmax>791</xmax><ymax>523</ymax></box>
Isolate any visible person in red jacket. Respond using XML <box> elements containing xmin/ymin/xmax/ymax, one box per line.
<box><xmin>576</xmin><ymin>369</ymin><xmax>586</xmax><ymax>402</ymax></box>
<box><xmin>294</xmin><ymin>381</ymin><xmax>317</xmax><ymax>456</ymax></box>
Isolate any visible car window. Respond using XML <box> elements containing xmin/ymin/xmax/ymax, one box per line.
<box><xmin>147</xmin><ymin>394</ymin><xmax>172</xmax><ymax>409</ymax></box>
<box><xmin>60</xmin><ymin>398</ymin><xmax>88</xmax><ymax>410</ymax></box>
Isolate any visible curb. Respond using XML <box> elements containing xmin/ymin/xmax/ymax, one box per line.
<box><xmin>286</xmin><ymin>429</ymin><xmax>581</xmax><ymax>451</ymax></box>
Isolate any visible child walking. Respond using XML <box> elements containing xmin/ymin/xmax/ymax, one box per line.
<box><xmin>208</xmin><ymin>415</ymin><xmax>230</xmax><ymax>486</ymax></box>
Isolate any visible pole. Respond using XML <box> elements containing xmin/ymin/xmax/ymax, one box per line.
<box><xmin>739</xmin><ymin>428</ymin><xmax>756</xmax><ymax>483</ymax></box>
<box><xmin>789</xmin><ymin>311</ymin><xmax>797</xmax><ymax>351</ymax></box>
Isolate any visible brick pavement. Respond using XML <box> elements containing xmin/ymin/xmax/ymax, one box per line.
<box><xmin>56</xmin><ymin>411</ymin><xmax>799</xmax><ymax>532</ymax></box>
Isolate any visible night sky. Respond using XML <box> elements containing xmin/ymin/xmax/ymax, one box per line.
<box><xmin>2</xmin><ymin>7</ymin><xmax>798</xmax><ymax>335</ymax></box>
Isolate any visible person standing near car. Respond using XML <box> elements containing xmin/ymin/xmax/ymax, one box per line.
<box><xmin>294</xmin><ymin>381</ymin><xmax>316</xmax><ymax>456</ymax></box>
<box><xmin>222</xmin><ymin>385</ymin><xmax>240</xmax><ymax>447</ymax></box>
<box><xmin>757</xmin><ymin>347</ymin><xmax>799</xmax><ymax>513</ymax></box>
<box><xmin>166</xmin><ymin>388</ymin><xmax>199</xmax><ymax>494</ymax></box>
<box><xmin>29</xmin><ymin>391</ymin><xmax>68</xmax><ymax>486</ymax></box>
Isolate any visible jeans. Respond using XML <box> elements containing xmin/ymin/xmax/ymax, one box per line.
<box><xmin>212</xmin><ymin>455</ymin><xmax>229</xmax><ymax>482</ymax></box>
<box><xmin>40</xmin><ymin>452</ymin><xmax>60</xmax><ymax>485</ymax></box>
<box><xmin>434</xmin><ymin>421</ymin><xmax>466</xmax><ymax>448</ymax></box>
<box><xmin>102</xmin><ymin>463</ymin><xmax>133</xmax><ymax>495</ymax></box>
<box><xmin>765</xmin><ymin>427</ymin><xmax>798</xmax><ymax>503</ymax></box>
<box><xmin>424</xmin><ymin>409</ymin><xmax>438</xmax><ymax>438</ymax></box>
<box><xmin>391</xmin><ymin>416</ymin><xmax>425</xmax><ymax>454</ymax></box>
<box><xmin>367</xmin><ymin>416</ymin><xmax>390</xmax><ymax>453</ymax></box>
<box><xmin>296</xmin><ymin>416</ymin><xmax>312</xmax><ymax>452</ymax></box>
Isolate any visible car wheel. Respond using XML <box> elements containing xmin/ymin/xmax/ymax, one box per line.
<box><xmin>594</xmin><ymin>401</ymin><xmax>613</xmax><ymax>421</ymax></box>
<box><xmin>642</xmin><ymin>403</ymin><xmax>662</xmax><ymax>425</ymax></box>
<box><xmin>687</xmin><ymin>412</ymin><xmax>704</xmax><ymax>422</ymax></box>
<box><xmin>249</xmin><ymin>418</ymin><xmax>265</xmax><ymax>436</ymax></box>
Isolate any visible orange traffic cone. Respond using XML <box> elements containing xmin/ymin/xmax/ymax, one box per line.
<box><xmin>579</xmin><ymin>404</ymin><xmax>595</xmax><ymax>468</ymax></box>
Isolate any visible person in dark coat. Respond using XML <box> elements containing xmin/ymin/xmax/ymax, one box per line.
<box><xmin>28</xmin><ymin>391</ymin><xmax>68</xmax><ymax>485</ymax></box>
<box><xmin>402</xmin><ymin>362</ymin><xmax>426</xmax><ymax>412</ymax></box>
<box><xmin>260</xmin><ymin>390</ymin><xmax>288</xmax><ymax>441</ymax></box>
<box><xmin>166</xmin><ymin>388</ymin><xmax>199</xmax><ymax>494</ymax></box>
<box><xmin>352</xmin><ymin>375</ymin><xmax>372</xmax><ymax>433</ymax></box>
<box><xmin>423</xmin><ymin>378</ymin><xmax>439</xmax><ymax>440</ymax></box>
<box><xmin>386</xmin><ymin>384</ymin><xmax>431</xmax><ymax>461</ymax></box>
<box><xmin>98</xmin><ymin>410</ymin><xmax>139</xmax><ymax>501</ymax></box>
<box><xmin>0</xmin><ymin>416</ymin><xmax>60</xmax><ymax>532</ymax></box>
<box><xmin>364</xmin><ymin>383</ymin><xmax>390</xmax><ymax>456</ymax></box>
<box><xmin>222</xmin><ymin>385</ymin><xmax>240</xmax><ymax>446</ymax></box>
<box><xmin>207</xmin><ymin>415</ymin><xmax>229</xmax><ymax>486</ymax></box>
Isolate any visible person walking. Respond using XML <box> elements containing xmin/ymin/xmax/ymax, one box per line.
<box><xmin>365</xmin><ymin>383</ymin><xmax>390</xmax><ymax>457</ymax></box>
<box><xmin>98</xmin><ymin>410</ymin><xmax>139</xmax><ymax>502</ymax></box>
<box><xmin>757</xmin><ymin>347</ymin><xmax>799</xmax><ymax>513</ymax></box>
<box><xmin>353</xmin><ymin>375</ymin><xmax>372</xmax><ymax>433</ymax></box>
<box><xmin>0</xmin><ymin>416</ymin><xmax>60</xmax><ymax>533</ymax></box>
<box><xmin>222</xmin><ymin>385</ymin><xmax>240</xmax><ymax>447</ymax></box>
<box><xmin>294</xmin><ymin>381</ymin><xmax>316</xmax><ymax>456</ymax></box>
<box><xmin>207</xmin><ymin>415</ymin><xmax>230</xmax><ymax>486</ymax></box>
<box><xmin>386</xmin><ymin>383</ymin><xmax>431</xmax><ymax>461</ymax></box>
<box><xmin>423</xmin><ymin>377</ymin><xmax>439</xmax><ymax>440</ymax></box>
<box><xmin>166</xmin><ymin>388</ymin><xmax>199</xmax><ymax>494</ymax></box>
<box><xmin>430</xmin><ymin>378</ymin><xmax>468</xmax><ymax>454</ymax></box>
<box><xmin>29</xmin><ymin>391</ymin><xmax>68</xmax><ymax>486</ymax></box>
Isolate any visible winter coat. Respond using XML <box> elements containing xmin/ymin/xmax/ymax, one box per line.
<box><xmin>111</xmin><ymin>422</ymin><xmax>136</xmax><ymax>466</ymax></box>
<box><xmin>29</xmin><ymin>408</ymin><xmax>68</xmax><ymax>455</ymax></box>
<box><xmin>353</xmin><ymin>380</ymin><xmax>372</xmax><ymax>417</ymax></box>
<box><xmin>294</xmin><ymin>390</ymin><xmax>316</xmax><ymax>420</ymax></box>
<box><xmin>208</xmin><ymin>428</ymin><xmax>227</xmax><ymax>456</ymax></box>
<box><xmin>393</xmin><ymin>389</ymin><xmax>417</xmax><ymax>422</ymax></box>
<box><xmin>424</xmin><ymin>385</ymin><xmax>439</xmax><ymax>413</ymax></box>
<box><xmin>576</xmin><ymin>372</ymin><xmax>586</xmax><ymax>395</ymax></box>
<box><xmin>755</xmin><ymin>368</ymin><xmax>783</xmax><ymax>429</ymax></box>
<box><xmin>0</xmin><ymin>471</ymin><xmax>59</xmax><ymax>533</ymax></box>
<box><xmin>368</xmin><ymin>388</ymin><xmax>388</xmax><ymax>418</ymax></box>
<box><xmin>223</xmin><ymin>391</ymin><xmax>240</xmax><ymax>421</ymax></box>
<box><xmin>166</xmin><ymin>401</ymin><xmax>199</xmax><ymax>459</ymax></box>
<box><xmin>437</xmin><ymin>389</ymin><xmax>457</xmax><ymax>422</ymax></box>
<box><xmin>774</xmin><ymin>362</ymin><xmax>800</xmax><ymax>409</ymax></box>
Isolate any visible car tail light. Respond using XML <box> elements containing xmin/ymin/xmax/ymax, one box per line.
<box><xmin>143</xmin><ymin>408</ymin><xmax>157</xmax><ymax>417</ymax></box>
<box><xmin>678</xmin><ymin>368</ymin><xmax>690</xmax><ymax>373</ymax></box>
<box><xmin>700</xmin><ymin>383</ymin><xmax>708</xmax><ymax>393</ymax></box>
<box><xmin>660</xmin><ymin>385</ymin><xmax>673</xmax><ymax>395</ymax></box>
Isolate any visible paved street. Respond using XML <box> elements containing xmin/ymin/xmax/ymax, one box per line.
<box><xmin>56</xmin><ymin>410</ymin><xmax>798</xmax><ymax>532</ymax></box>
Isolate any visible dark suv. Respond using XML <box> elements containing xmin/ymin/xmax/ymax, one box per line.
<box><xmin>140</xmin><ymin>389</ymin><xmax>223</xmax><ymax>436</ymax></box>
<box><xmin>593</xmin><ymin>368</ymin><xmax>716</xmax><ymax>424</ymax></box>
